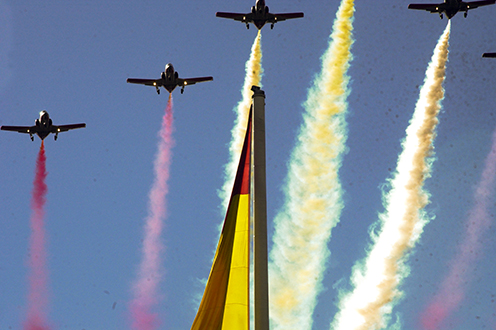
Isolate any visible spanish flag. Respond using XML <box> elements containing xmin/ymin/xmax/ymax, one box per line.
<box><xmin>191</xmin><ymin>110</ymin><xmax>252</xmax><ymax>330</ymax></box>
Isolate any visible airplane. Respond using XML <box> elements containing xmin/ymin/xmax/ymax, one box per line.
<box><xmin>216</xmin><ymin>0</ymin><xmax>303</xmax><ymax>30</ymax></box>
<box><xmin>126</xmin><ymin>63</ymin><xmax>213</xmax><ymax>95</ymax></box>
<box><xmin>408</xmin><ymin>0</ymin><xmax>495</xmax><ymax>19</ymax></box>
<box><xmin>482</xmin><ymin>52</ymin><xmax>496</xmax><ymax>57</ymax></box>
<box><xmin>1</xmin><ymin>111</ymin><xmax>86</xmax><ymax>141</ymax></box>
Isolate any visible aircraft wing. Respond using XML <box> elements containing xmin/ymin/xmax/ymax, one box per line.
<box><xmin>483</xmin><ymin>52</ymin><xmax>496</xmax><ymax>58</ymax></box>
<box><xmin>216</xmin><ymin>12</ymin><xmax>252</xmax><ymax>22</ymax></box>
<box><xmin>52</xmin><ymin>123</ymin><xmax>86</xmax><ymax>133</ymax></box>
<box><xmin>268</xmin><ymin>12</ymin><xmax>304</xmax><ymax>23</ymax></box>
<box><xmin>180</xmin><ymin>76</ymin><xmax>214</xmax><ymax>86</ymax></box>
<box><xmin>463</xmin><ymin>0</ymin><xmax>496</xmax><ymax>9</ymax></box>
<box><xmin>0</xmin><ymin>125</ymin><xmax>36</xmax><ymax>134</ymax></box>
<box><xmin>408</xmin><ymin>3</ymin><xmax>446</xmax><ymax>13</ymax></box>
<box><xmin>126</xmin><ymin>78</ymin><xmax>163</xmax><ymax>87</ymax></box>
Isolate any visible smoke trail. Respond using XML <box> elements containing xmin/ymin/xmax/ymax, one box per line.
<box><xmin>420</xmin><ymin>126</ymin><xmax>496</xmax><ymax>330</ymax></box>
<box><xmin>220</xmin><ymin>31</ymin><xmax>262</xmax><ymax>211</ymax></box>
<box><xmin>268</xmin><ymin>1</ymin><xmax>354</xmax><ymax>329</ymax></box>
<box><xmin>24</xmin><ymin>141</ymin><xmax>52</xmax><ymax>330</ymax></box>
<box><xmin>331</xmin><ymin>22</ymin><xmax>451</xmax><ymax>330</ymax></box>
<box><xmin>129</xmin><ymin>95</ymin><xmax>175</xmax><ymax>330</ymax></box>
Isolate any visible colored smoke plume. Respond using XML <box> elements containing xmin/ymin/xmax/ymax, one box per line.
<box><xmin>129</xmin><ymin>95</ymin><xmax>175</xmax><ymax>330</ymax></box>
<box><xmin>220</xmin><ymin>30</ymin><xmax>263</xmax><ymax>211</ymax></box>
<box><xmin>331</xmin><ymin>22</ymin><xmax>451</xmax><ymax>330</ymax></box>
<box><xmin>268</xmin><ymin>1</ymin><xmax>355</xmax><ymax>329</ymax></box>
<box><xmin>24</xmin><ymin>141</ymin><xmax>52</xmax><ymax>330</ymax></box>
<box><xmin>420</xmin><ymin>126</ymin><xmax>496</xmax><ymax>330</ymax></box>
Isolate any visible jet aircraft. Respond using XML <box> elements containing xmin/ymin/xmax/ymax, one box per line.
<box><xmin>126</xmin><ymin>63</ymin><xmax>213</xmax><ymax>94</ymax></box>
<box><xmin>216</xmin><ymin>0</ymin><xmax>303</xmax><ymax>30</ymax></box>
<box><xmin>482</xmin><ymin>52</ymin><xmax>496</xmax><ymax>58</ymax></box>
<box><xmin>408</xmin><ymin>0</ymin><xmax>495</xmax><ymax>19</ymax></box>
<box><xmin>1</xmin><ymin>111</ymin><xmax>86</xmax><ymax>141</ymax></box>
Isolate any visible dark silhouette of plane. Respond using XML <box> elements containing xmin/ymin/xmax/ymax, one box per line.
<box><xmin>408</xmin><ymin>0</ymin><xmax>495</xmax><ymax>19</ymax></box>
<box><xmin>216</xmin><ymin>0</ymin><xmax>303</xmax><ymax>30</ymax></box>
<box><xmin>127</xmin><ymin>63</ymin><xmax>213</xmax><ymax>94</ymax></box>
<box><xmin>1</xmin><ymin>111</ymin><xmax>86</xmax><ymax>141</ymax></box>
<box><xmin>482</xmin><ymin>52</ymin><xmax>496</xmax><ymax>58</ymax></box>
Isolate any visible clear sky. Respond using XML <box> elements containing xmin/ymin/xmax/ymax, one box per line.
<box><xmin>1</xmin><ymin>1</ymin><xmax>496</xmax><ymax>330</ymax></box>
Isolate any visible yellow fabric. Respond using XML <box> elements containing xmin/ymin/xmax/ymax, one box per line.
<box><xmin>191</xmin><ymin>194</ymin><xmax>250</xmax><ymax>330</ymax></box>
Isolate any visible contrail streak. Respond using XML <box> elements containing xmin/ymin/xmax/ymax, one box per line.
<box><xmin>24</xmin><ymin>141</ymin><xmax>52</xmax><ymax>330</ymax></box>
<box><xmin>331</xmin><ymin>22</ymin><xmax>450</xmax><ymax>330</ymax></box>
<box><xmin>220</xmin><ymin>31</ymin><xmax>262</xmax><ymax>211</ymax></box>
<box><xmin>129</xmin><ymin>95</ymin><xmax>175</xmax><ymax>330</ymax></box>
<box><xmin>420</xmin><ymin>126</ymin><xmax>496</xmax><ymax>330</ymax></box>
<box><xmin>268</xmin><ymin>1</ymin><xmax>354</xmax><ymax>329</ymax></box>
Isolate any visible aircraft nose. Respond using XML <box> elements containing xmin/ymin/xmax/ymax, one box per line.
<box><xmin>40</xmin><ymin>111</ymin><xmax>49</xmax><ymax>121</ymax></box>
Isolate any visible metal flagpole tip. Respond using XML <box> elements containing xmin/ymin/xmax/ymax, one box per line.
<box><xmin>251</xmin><ymin>85</ymin><xmax>265</xmax><ymax>97</ymax></box>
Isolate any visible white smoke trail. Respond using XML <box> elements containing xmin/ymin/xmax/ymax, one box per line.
<box><xmin>220</xmin><ymin>31</ymin><xmax>263</xmax><ymax>212</ymax></box>
<box><xmin>268</xmin><ymin>1</ymin><xmax>355</xmax><ymax>329</ymax></box>
<box><xmin>195</xmin><ymin>33</ymin><xmax>262</xmax><ymax>312</ymax></box>
<box><xmin>331</xmin><ymin>22</ymin><xmax>451</xmax><ymax>330</ymax></box>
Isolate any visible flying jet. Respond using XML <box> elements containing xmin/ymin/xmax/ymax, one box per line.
<box><xmin>1</xmin><ymin>111</ymin><xmax>86</xmax><ymax>141</ymax></box>
<box><xmin>482</xmin><ymin>52</ymin><xmax>496</xmax><ymax>57</ymax></box>
<box><xmin>126</xmin><ymin>63</ymin><xmax>213</xmax><ymax>95</ymax></box>
<box><xmin>408</xmin><ymin>0</ymin><xmax>495</xmax><ymax>19</ymax></box>
<box><xmin>216</xmin><ymin>0</ymin><xmax>303</xmax><ymax>30</ymax></box>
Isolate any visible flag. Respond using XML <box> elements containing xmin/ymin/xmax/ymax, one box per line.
<box><xmin>191</xmin><ymin>109</ymin><xmax>252</xmax><ymax>330</ymax></box>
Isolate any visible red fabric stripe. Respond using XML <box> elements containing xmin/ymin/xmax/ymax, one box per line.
<box><xmin>232</xmin><ymin>108</ymin><xmax>252</xmax><ymax>196</ymax></box>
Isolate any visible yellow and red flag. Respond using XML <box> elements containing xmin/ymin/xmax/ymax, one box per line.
<box><xmin>191</xmin><ymin>110</ymin><xmax>252</xmax><ymax>330</ymax></box>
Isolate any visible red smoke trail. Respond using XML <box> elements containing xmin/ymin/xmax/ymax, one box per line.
<box><xmin>24</xmin><ymin>141</ymin><xmax>51</xmax><ymax>330</ymax></box>
<box><xmin>420</xmin><ymin>127</ymin><xmax>496</xmax><ymax>330</ymax></box>
<box><xmin>129</xmin><ymin>95</ymin><xmax>175</xmax><ymax>330</ymax></box>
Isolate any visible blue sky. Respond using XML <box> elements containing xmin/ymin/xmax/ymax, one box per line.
<box><xmin>1</xmin><ymin>1</ymin><xmax>496</xmax><ymax>330</ymax></box>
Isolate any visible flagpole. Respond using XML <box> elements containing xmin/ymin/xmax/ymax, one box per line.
<box><xmin>251</xmin><ymin>85</ymin><xmax>269</xmax><ymax>330</ymax></box>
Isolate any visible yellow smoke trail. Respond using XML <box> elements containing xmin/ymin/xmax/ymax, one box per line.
<box><xmin>331</xmin><ymin>22</ymin><xmax>451</xmax><ymax>330</ymax></box>
<box><xmin>220</xmin><ymin>31</ymin><xmax>263</xmax><ymax>211</ymax></box>
<box><xmin>268</xmin><ymin>1</ymin><xmax>354</xmax><ymax>329</ymax></box>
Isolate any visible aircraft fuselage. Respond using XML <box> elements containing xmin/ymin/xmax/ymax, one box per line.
<box><xmin>34</xmin><ymin>111</ymin><xmax>54</xmax><ymax>140</ymax></box>
<box><xmin>160</xmin><ymin>63</ymin><xmax>180</xmax><ymax>93</ymax></box>
<box><xmin>252</xmin><ymin>0</ymin><xmax>270</xmax><ymax>29</ymax></box>
<box><xmin>444</xmin><ymin>0</ymin><xmax>463</xmax><ymax>18</ymax></box>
